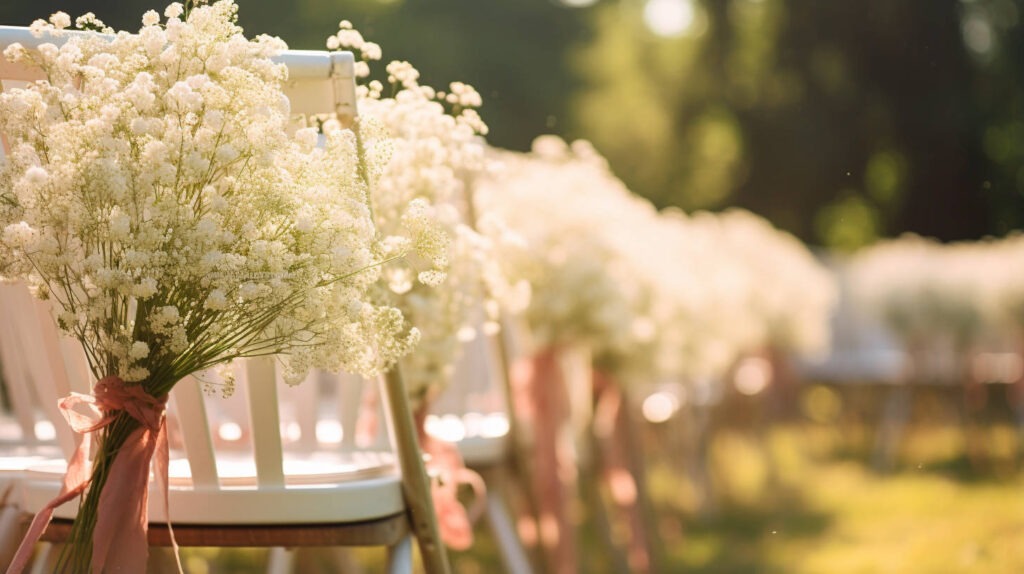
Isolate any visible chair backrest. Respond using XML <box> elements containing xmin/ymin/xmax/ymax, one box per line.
<box><xmin>426</xmin><ymin>319</ymin><xmax>510</xmax><ymax>441</ymax></box>
<box><xmin>0</xmin><ymin>282</ymin><xmax>87</xmax><ymax>457</ymax></box>
<box><xmin>0</xmin><ymin>25</ymin><xmax>358</xmax><ymax>148</ymax></box>
<box><xmin>164</xmin><ymin>361</ymin><xmax>396</xmax><ymax>492</ymax></box>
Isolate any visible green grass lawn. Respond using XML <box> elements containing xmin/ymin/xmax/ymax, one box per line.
<box><xmin>650</xmin><ymin>425</ymin><xmax>1024</xmax><ymax>574</ymax></box>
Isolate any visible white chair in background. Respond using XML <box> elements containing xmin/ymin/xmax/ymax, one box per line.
<box><xmin>424</xmin><ymin>322</ymin><xmax>533</xmax><ymax>574</ymax></box>
<box><xmin>0</xmin><ymin>25</ymin><xmax>450</xmax><ymax>573</ymax></box>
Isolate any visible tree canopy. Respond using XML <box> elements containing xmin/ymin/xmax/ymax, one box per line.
<box><xmin>2</xmin><ymin>0</ymin><xmax>1019</xmax><ymax>247</ymax></box>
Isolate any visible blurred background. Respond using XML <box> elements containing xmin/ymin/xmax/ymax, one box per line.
<box><xmin>2</xmin><ymin>1</ymin><xmax>1022</xmax><ymax>573</ymax></box>
<box><xmin>4</xmin><ymin>0</ymin><xmax>1023</xmax><ymax>248</ymax></box>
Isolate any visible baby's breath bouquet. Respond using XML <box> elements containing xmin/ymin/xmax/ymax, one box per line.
<box><xmin>0</xmin><ymin>3</ymin><xmax>420</xmax><ymax>571</ymax></box>
<box><xmin>849</xmin><ymin>234</ymin><xmax>1023</xmax><ymax>370</ymax></box>
<box><xmin>327</xmin><ymin>23</ymin><xmax>529</xmax><ymax>407</ymax></box>
<box><xmin>711</xmin><ymin>209</ymin><xmax>837</xmax><ymax>358</ymax></box>
<box><xmin>478</xmin><ymin>137</ymin><xmax>643</xmax><ymax>359</ymax></box>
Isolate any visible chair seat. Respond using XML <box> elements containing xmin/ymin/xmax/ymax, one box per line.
<box><xmin>0</xmin><ymin>445</ymin><xmax>63</xmax><ymax>475</ymax></box>
<box><xmin>20</xmin><ymin>450</ymin><xmax>405</xmax><ymax>525</ymax></box>
<box><xmin>36</xmin><ymin>512</ymin><xmax>411</xmax><ymax>548</ymax></box>
<box><xmin>164</xmin><ymin>450</ymin><xmax>398</xmax><ymax>487</ymax></box>
<box><xmin>457</xmin><ymin>435</ymin><xmax>508</xmax><ymax>468</ymax></box>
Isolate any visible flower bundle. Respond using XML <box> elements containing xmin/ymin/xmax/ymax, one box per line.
<box><xmin>477</xmin><ymin>137</ymin><xmax>837</xmax><ymax>385</ymax></box>
<box><xmin>0</xmin><ymin>2</ymin><xmax>426</xmax><ymax>570</ymax></box>
<box><xmin>699</xmin><ymin>209</ymin><xmax>837</xmax><ymax>358</ymax></box>
<box><xmin>477</xmin><ymin>137</ymin><xmax>642</xmax><ymax>360</ymax></box>
<box><xmin>850</xmin><ymin>233</ymin><xmax>1023</xmax><ymax>349</ymax></box>
<box><xmin>326</xmin><ymin>23</ymin><xmax>529</xmax><ymax>406</ymax></box>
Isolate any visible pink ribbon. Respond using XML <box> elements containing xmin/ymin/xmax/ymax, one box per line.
<box><xmin>419</xmin><ymin>434</ymin><xmax>487</xmax><ymax>551</ymax></box>
<box><xmin>511</xmin><ymin>347</ymin><xmax>577</xmax><ymax>574</ymax></box>
<box><xmin>7</xmin><ymin>376</ymin><xmax>182</xmax><ymax>574</ymax></box>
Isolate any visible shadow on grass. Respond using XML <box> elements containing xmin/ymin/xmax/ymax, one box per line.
<box><xmin>672</xmin><ymin>487</ymin><xmax>833</xmax><ymax>574</ymax></box>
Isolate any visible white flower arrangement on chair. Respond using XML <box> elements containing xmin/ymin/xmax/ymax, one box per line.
<box><xmin>0</xmin><ymin>2</ymin><xmax>440</xmax><ymax>571</ymax></box>
<box><xmin>325</xmin><ymin>22</ymin><xmax>529</xmax><ymax>407</ymax></box>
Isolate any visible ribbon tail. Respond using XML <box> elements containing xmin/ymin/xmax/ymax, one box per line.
<box><xmin>152</xmin><ymin>421</ymin><xmax>183</xmax><ymax>574</ymax></box>
<box><xmin>91</xmin><ymin>426</ymin><xmax>157</xmax><ymax>574</ymax></box>
<box><xmin>5</xmin><ymin>483</ymin><xmax>89</xmax><ymax>574</ymax></box>
<box><xmin>5</xmin><ymin>432</ymin><xmax>93</xmax><ymax>574</ymax></box>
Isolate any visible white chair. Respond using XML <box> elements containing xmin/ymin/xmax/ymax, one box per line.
<box><xmin>18</xmin><ymin>356</ymin><xmax>413</xmax><ymax>573</ymax></box>
<box><xmin>424</xmin><ymin>323</ymin><xmax>533</xmax><ymax>574</ymax></box>
<box><xmin>0</xmin><ymin>25</ymin><xmax>449</xmax><ymax>573</ymax></box>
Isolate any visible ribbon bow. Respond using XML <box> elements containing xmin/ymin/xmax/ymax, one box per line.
<box><xmin>420</xmin><ymin>434</ymin><xmax>487</xmax><ymax>551</ymax></box>
<box><xmin>7</xmin><ymin>376</ymin><xmax>182</xmax><ymax>574</ymax></box>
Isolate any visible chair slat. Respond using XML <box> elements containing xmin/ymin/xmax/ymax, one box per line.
<box><xmin>285</xmin><ymin>369</ymin><xmax>319</xmax><ymax>451</ymax></box>
<box><xmin>171</xmin><ymin>377</ymin><xmax>219</xmax><ymax>489</ymax></box>
<box><xmin>0</xmin><ymin>284</ymin><xmax>41</xmax><ymax>440</ymax></box>
<box><xmin>8</xmin><ymin>288</ymin><xmax>76</xmax><ymax>457</ymax></box>
<box><xmin>245</xmin><ymin>357</ymin><xmax>285</xmax><ymax>487</ymax></box>
<box><xmin>335</xmin><ymin>371</ymin><xmax>365</xmax><ymax>452</ymax></box>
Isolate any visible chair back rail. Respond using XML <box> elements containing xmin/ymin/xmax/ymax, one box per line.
<box><xmin>0</xmin><ymin>25</ymin><xmax>357</xmax><ymax>135</ymax></box>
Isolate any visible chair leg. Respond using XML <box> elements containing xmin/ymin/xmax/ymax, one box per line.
<box><xmin>0</xmin><ymin>501</ymin><xmax>25</xmax><ymax>567</ymax></box>
<box><xmin>267</xmin><ymin>547</ymin><xmax>295</xmax><ymax>574</ymax></box>
<box><xmin>485</xmin><ymin>486</ymin><xmax>534</xmax><ymax>574</ymax></box>
<box><xmin>386</xmin><ymin>533</ymin><xmax>414</xmax><ymax>574</ymax></box>
<box><xmin>382</xmin><ymin>368</ymin><xmax>451</xmax><ymax>574</ymax></box>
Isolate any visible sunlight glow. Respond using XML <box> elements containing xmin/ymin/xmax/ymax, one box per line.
<box><xmin>316</xmin><ymin>420</ymin><xmax>344</xmax><ymax>444</ymax></box>
<box><xmin>424</xmin><ymin>414</ymin><xmax>467</xmax><ymax>442</ymax></box>
<box><xmin>644</xmin><ymin>0</ymin><xmax>697</xmax><ymax>38</ymax></box>
<box><xmin>34</xmin><ymin>420</ymin><xmax>56</xmax><ymax>441</ymax></box>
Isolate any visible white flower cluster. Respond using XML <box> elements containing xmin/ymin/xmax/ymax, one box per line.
<box><xmin>0</xmin><ymin>1</ymin><xmax>419</xmax><ymax>394</ymax></box>
<box><xmin>699</xmin><ymin>209</ymin><xmax>838</xmax><ymax>358</ymax></box>
<box><xmin>477</xmin><ymin>136</ymin><xmax>837</xmax><ymax>384</ymax></box>
<box><xmin>325</xmin><ymin>24</ymin><xmax>528</xmax><ymax>404</ymax></box>
<box><xmin>477</xmin><ymin>138</ymin><xmax>639</xmax><ymax>362</ymax></box>
<box><xmin>849</xmin><ymin>234</ymin><xmax>1024</xmax><ymax>348</ymax></box>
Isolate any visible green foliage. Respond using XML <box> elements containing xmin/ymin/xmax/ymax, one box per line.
<box><xmin>2</xmin><ymin>0</ymin><xmax>1021</xmax><ymax>243</ymax></box>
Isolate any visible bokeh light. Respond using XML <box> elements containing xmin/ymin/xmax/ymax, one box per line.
<box><xmin>642</xmin><ymin>391</ymin><xmax>680</xmax><ymax>423</ymax></box>
<box><xmin>643</xmin><ymin>0</ymin><xmax>697</xmax><ymax>38</ymax></box>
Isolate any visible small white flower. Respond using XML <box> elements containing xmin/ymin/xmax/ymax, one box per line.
<box><xmin>164</xmin><ymin>3</ymin><xmax>184</xmax><ymax>19</ymax></box>
<box><xmin>125</xmin><ymin>366</ymin><xmax>151</xmax><ymax>382</ymax></box>
<box><xmin>205</xmin><ymin>289</ymin><xmax>228</xmax><ymax>311</ymax></box>
<box><xmin>134</xmin><ymin>278</ymin><xmax>158</xmax><ymax>299</ymax></box>
<box><xmin>49</xmin><ymin>12</ymin><xmax>71</xmax><ymax>30</ymax></box>
<box><xmin>2</xmin><ymin>222</ymin><xmax>37</xmax><ymax>248</ymax></box>
<box><xmin>24</xmin><ymin>166</ymin><xmax>49</xmax><ymax>185</ymax></box>
<box><xmin>129</xmin><ymin>341</ymin><xmax>150</xmax><ymax>360</ymax></box>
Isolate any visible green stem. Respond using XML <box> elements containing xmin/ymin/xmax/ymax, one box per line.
<box><xmin>54</xmin><ymin>412</ymin><xmax>141</xmax><ymax>574</ymax></box>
